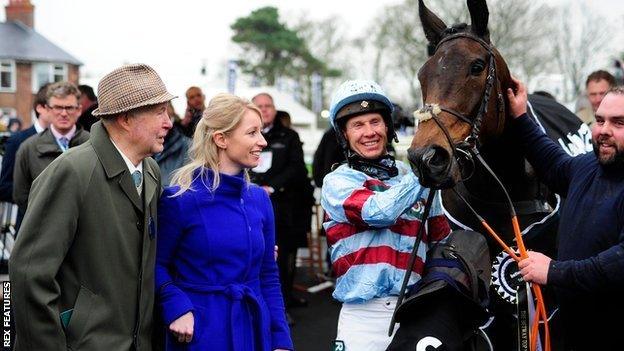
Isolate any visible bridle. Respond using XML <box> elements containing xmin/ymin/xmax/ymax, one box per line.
<box><xmin>415</xmin><ymin>31</ymin><xmax>505</xmax><ymax>181</ymax></box>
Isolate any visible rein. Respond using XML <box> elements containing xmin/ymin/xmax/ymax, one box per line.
<box><xmin>412</xmin><ymin>32</ymin><xmax>551</xmax><ymax>351</ymax></box>
<box><xmin>388</xmin><ymin>189</ymin><xmax>436</xmax><ymax>336</ymax></box>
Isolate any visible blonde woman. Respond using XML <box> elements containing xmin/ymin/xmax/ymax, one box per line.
<box><xmin>155</xmin><ymin>93</ymin><xmax>293</xmax><ymax>351</ymax></box>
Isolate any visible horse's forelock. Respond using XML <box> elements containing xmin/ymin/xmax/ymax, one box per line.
<box><xmin>442</xmin><ymin>23</ymin><xmax>468</xmax><ymax>36</ymax></box>
<box><xmin>439</xmin><ymin>23</ymin><xmax>492</xmax><ymax>45</ymax></box>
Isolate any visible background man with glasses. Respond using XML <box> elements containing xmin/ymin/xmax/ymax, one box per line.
<box><xmin>12</xmin><ymin>81</ymin><xmax>89</xmax><ymax>215</ymax></box>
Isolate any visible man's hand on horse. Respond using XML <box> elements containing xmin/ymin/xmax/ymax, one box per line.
<box><xmin>518</xmin><ymin>251</ymin><xmax>551</xmax><ymax>285</ymax></box>
<box><xmin>506</xmin><ymin>76</ymin><xmax>528</xmax><ymax>118</ymax></box>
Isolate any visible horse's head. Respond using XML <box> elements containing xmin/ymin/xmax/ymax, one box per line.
<box><xmin>408</xmin><ymin>0</ymin><xmax>513</xmax><ymax>189</ymax></box>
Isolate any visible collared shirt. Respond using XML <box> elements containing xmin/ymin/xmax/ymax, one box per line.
<box><xmin>262</xmin><ymin>123</ymin><xmax>274</xmax><ymax>134</ymax></box>
<box><xmin>50</xmin><ymin>125</ymin><xmax>77</xmax><ymax>152</ymax></box>
<box><xmin>110</xmin><ymin>139</ymin><xmax>143</xmax><ymax>195</ymax></box>
<box><xmin>33</xmin><ymin>119</ymin><xmax>46</xmax><ymax>134</ymax></box>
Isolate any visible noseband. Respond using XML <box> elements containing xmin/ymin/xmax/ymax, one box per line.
<box><xmin>414</xmin><ymin>32</ymin><xmax>505</xmax><ymax>180</ymax></box>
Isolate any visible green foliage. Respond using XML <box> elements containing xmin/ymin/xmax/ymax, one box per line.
<box><xmin>231</xmin><ymin>6</ymin><xmax>340</xmax><ymax>87</ymax></box>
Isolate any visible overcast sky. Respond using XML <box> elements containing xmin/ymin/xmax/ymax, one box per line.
<box><xmin>2</xmin><ymin>1</ymin><xmax>393</xmax><ymax>92</ymax></box>
<box><xmin>2</xmin><ymin>0</ymin><xmax>623</xmax><ymax>110</ymax></box>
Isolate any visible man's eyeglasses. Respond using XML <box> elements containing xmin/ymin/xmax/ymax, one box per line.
<box><xmin>47</xmin><ymin>105</ymin><xmax>80</xmax><ymax>113</ymax></box>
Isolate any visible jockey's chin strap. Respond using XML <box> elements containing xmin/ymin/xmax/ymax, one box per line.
<box><xmin>346</xmin><ymin>151</ymin><xmax>398</xmax><ymax>181</ymax></box>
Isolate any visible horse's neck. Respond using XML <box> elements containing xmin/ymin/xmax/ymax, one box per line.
<box><xmin>441</xmin><ymin>133</ymin><xmax>549</xmax><ymax>241</ymax></box>
<box><xmin>465</xmin><ymin>136</ymin><xmax>539</xmax><ymax>202</ymax></box>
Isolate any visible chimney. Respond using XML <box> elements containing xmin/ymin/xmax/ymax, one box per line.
<box><xmin>5</xmin><ymin>0</ymin><xmax>34</xmax><ymax>28</ymax></box>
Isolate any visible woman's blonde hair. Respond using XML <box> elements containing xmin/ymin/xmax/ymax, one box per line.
<box><xmin>170</xmin><ymin>93</ymin><xmax>262</xmax><ymax>195</ymax></box>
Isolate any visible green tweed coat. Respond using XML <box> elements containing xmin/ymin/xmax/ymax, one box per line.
<box><xmin>10</xmin><ymin>121</ymin><xmax>160</xmax><ymax>351</ymax></box>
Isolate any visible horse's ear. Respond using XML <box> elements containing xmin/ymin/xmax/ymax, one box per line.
<box><xmin>419</xmin><ymin>0</ymin><xmax>447</xmax><ymax>47</ymax></box>
<box><xmin>467</xmin><ymin>0</ymin><xmax>490</xmax><ymax>40</ymax></box>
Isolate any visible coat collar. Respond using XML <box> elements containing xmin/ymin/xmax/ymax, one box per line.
<box><xmin>143</xmin><ymin>162</ymin><xmax>158</xmax><ymax>211</ymax></box>
<box><xmin>34</xmin><ymin>129</ymin><xmax>62</xmax><ymax>156</ymax></box>
<box><xmin>91</xmin><ymin>121</ymin><xmax>158</xmax><ymax>212</ymax></box>
<box><xmin>34</xmin><ymin>127</ymin><xmax>87</xmax><ymax>156</ymax></box>
<box><xmin>193</xmin><ymin>168</ymin><xmax>247</xmax><ymax>195</ymax></box>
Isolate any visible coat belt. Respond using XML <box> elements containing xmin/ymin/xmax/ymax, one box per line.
<box><xmin>177</xmin><ymin>280</ymin><xmax>268</xmax><ymax>351</ymax></box>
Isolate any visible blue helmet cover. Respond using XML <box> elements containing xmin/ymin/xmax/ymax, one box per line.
<box><xmin>329</xmin><ymin>80</ymin><xmax>395</xmax><ymax>129</ymax></box>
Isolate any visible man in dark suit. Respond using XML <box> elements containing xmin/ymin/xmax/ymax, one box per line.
<box><xmin>10</xmin><ymin>64</ymin><xmax>175</xmax><ymax>351</ymax></box>
<box><xmin>0</xmin><ymin>84</ymin><xmax>52</xmax><ymax>230</ymax></box>
<box><xmin>0</xmin><ymin>84</ymin><xmax>51</xmax><ymax>203</ymax></box>
<box><xmin>249</xmin><ymin>93</ymin><xmax>311</xmax><ymax>322</ymax></box>
<box><xmin>77</xmin><ymin>84</ymin><xmax>99</xmax><ymax>132</ymax></box>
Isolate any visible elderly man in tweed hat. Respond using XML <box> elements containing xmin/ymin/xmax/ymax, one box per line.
<box><xmin>10</xmin><ymin>63</ymin><xmax>175</xmax><ymax>351</ymax></box>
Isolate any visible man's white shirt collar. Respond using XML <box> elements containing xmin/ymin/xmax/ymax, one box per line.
<box><xmin>109</xmin><ymin>138</ymin><xmax>144</xmax><ymax>194</ymax></box>
<box><xmin>34</xmin><ymin>120</ymin><xmax>45</xmax><ymax>134</ymax></box>
<box><xmin>262</xmin><ymin>123</ymin><xmax>274</xmax><ymax>134</ymax></box>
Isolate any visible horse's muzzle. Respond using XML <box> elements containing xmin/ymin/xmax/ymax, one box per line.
<box><xmin>408</xmin><ymin>145</ymin><xmax>458</xmax><ymax>189</ymax></box>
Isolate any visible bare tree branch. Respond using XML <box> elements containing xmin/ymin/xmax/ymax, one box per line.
<box><xmin>553</xmin><ymin>3</ymin><xmax>612</xmax><ymax>101</ymax></box>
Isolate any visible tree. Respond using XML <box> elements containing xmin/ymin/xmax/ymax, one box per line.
<box><xmin>487</xmin><ymin>1</ymin><xmax>556</xmax><ymax>86</ymax></box>
<box><xmin>294</xmin><ymin>15</ymin><xmax>348</xmax><ymax>110</ymax></box>
<box><xmin>231</xmin><ymin>6</ymin><xmax>338</xmax><ymax>91</ymax></box>
<box><xmin>552</xmin><ymin>3</ymin><xmax>611</xmax><ymax>102</ymax></box>
<box><xmin>231</xmin><ymin>7</ymin><xmax>302</xmax><ymax>86</ymax></box>
<box><xmin>353</xmin><ymin>0</ymin><xmax>434</xmax><ymax>107</ymax></box>
<box><xmin>362</xmin><ymin>0</ymin><xmax>558</xmax><ymax>107</ymax></box>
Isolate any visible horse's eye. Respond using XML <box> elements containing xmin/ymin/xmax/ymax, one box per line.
<box><xmin>470</xmin><ymin>59</ymin><xmax>486</xmax><ymax>75</ymax></box>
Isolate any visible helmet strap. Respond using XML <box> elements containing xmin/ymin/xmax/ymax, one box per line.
<box><xmin>346</xmin><ymin>150</ymin><xmax>398</xmax><ymax>181</ymax></box>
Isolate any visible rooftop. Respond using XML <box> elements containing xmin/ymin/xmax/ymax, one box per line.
<box><xmin>0</xmin><ymin>20</ymin><xmax>81</xmax><ymax>65</ymax></box>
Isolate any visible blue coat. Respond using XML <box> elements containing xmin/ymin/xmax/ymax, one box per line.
<box><xmin>156</xmin><ymin>170</ymin><xmax>293</xmax><ymax>351</ymax></box>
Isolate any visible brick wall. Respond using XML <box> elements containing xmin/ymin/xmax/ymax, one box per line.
<box><xmin>0</xmin><ymin>92</ymin><xmax>17</xmax><ymax>118</ymax></box>
<box><xmin>15</xmin><ymin>62</ymin><xmax>33</xmax><ymax>127</ymax></box>
<box><xmin>0</xmin><ymin>62</ymin><xmax>33</xmax><ymax>128</ymax></box>
<box><xmin>68</xmin><ymin>64</ymin><xmax>79</xmax><ymax>85</ymax></box>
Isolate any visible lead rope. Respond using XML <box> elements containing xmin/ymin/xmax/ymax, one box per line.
<box><xmin>388</xmin><ymin>189</ymin><xmax>437</xmax><ymax>336</ymax></box>
<box><xmin>467</xmin><ymin>149</ymin><xmax>551</xmax><ymax>351</ymax></box>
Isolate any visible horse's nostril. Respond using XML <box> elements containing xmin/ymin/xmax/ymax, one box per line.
<box><xmin>422</xmin><ymin>146</ymin><xmax>450</xmax><ymax>170</ymax></box>
<box><xmin>407</xmin><ymin>146</ymin><xmax>457</xmax><ymax>189</ymax></box>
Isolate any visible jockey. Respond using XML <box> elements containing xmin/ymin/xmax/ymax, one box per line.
<box><xmin>320</xmin><ymin>79</ymin><xmax>451</xmax><ymax>350</ymax></box>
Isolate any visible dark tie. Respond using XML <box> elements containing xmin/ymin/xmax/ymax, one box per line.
<box><xmin>132</xmin><ymin>170</ymin><xmax>142</xmax><ymax>189</ymax></box>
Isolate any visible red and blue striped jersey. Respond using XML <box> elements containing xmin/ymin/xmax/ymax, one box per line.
<box><xmin>321</xmin><ymin>162</ymin><xmax>451</xmax><ymax>303</ymax></box>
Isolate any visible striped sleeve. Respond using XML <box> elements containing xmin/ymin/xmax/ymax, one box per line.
<box><xmin>321</xmin><ymin>167</ymin><xmax>424</xmax><ymax>228</ymax></box>
<box><xmin>426</xmin><ymin>190</ymin><xmax>451</xmax><ymax>245</ymax></box>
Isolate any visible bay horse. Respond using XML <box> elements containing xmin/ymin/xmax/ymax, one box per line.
<box><xmin>406</xmin><ymin>0</ymin><xmax>588</xmax><ymax>349</ymax></box>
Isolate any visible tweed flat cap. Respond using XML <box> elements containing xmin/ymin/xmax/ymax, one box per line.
<box><xmin>92</xmin><ymin>63</ymin><xmax>176</xmax><ymax>116</ymax></box>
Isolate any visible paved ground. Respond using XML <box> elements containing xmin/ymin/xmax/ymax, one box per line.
<box><xmin>289</xmin><ymin>271</ymin><xmax>340</xmax><ymax>351</ymax></box>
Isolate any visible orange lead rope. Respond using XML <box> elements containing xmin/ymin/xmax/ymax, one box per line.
<box><xmin>452</xmin><ymin>186</ymin><xmax>551</xmax><ymax>351</ymax></box>
<box><xmin>512</xmin><ymin>216</ymin><xmax>551</xmax><ymax>351</ymax></box>
<box><xmin>473</xmin><ymin>149</ymin><xmax>551</xmax><ymax>351</ymax></box>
